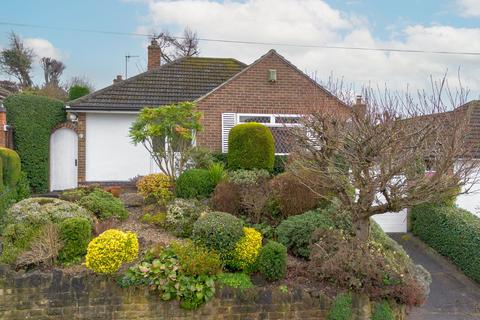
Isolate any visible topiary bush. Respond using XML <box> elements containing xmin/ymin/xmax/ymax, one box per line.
<box><xmin>276</xmin><ymin>208</ymin><xmax>334</xmax><ymax>258</ymax></box>
<box><xmin>58</xmin><ymin>217</ymin><xmax>92</xmax><ymax>264</ymax></box>
<box><xmin>0</xmin><ymin>148</ymin><xmax>21</xmax><ymax>188</ymax></box>
<box><xmin>136</xmin><ymin>173</ymin><xmax>173</xmax><ymax>205</ymax></box>
<box><xmin>229</xmin><ymin>227</ymin><xmax>263</xmax><ymax>271</ymax></box>
<box><xmin>257</xmin><ymin>240</ymin><xmax>287</xmax><ymax>281</ymax></box>
<box><xmin>68</xmin><ymin>85</ymin><xmax>90</xmax><ymax>101</ymax></box>
<box><xmin>411</xmin><ymin>203</ymin><xmax>480</xmax><ymax>282</ymax></box>
<box><xmin>227</xmin><ymin>123</ymin><xmax>275</xmax><ymax>171</ymax></box>
<box><xmin>85</xmin><ymin>229</ymin><xmax>139</xmax><ymax>274</ymax></box>
<box><xmin>175</xmin><ymin>168</ymin><xmax>216</xmax><ymax>199</ymax></box>
<box><xmin>4</xmin><ymin>94</ymin><xmax>66</xmax><ymax>192</ymax></box>
<box><xmin>77</xmin><ymin>188</ymin><xmax>129</xmax><ymax>220</ymax></box>
<box><xmin>192</xmin><ymin>211</ymin><xmax>244</xmax><ymax>260</ymax></box>
<box><xmin>166</xmin><ymin>198</ymin><xmax>207</xmax><ymax>238</ymax></box>
<box><xmin>327</xmin><ymin>293</ymin><xmax>353</xmax><ymax>320</ymax></box>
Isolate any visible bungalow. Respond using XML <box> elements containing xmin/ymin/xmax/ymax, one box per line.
<box><xmin>53</xmin><ymin>40</ymin><xmax>350</xmax><ymax>191</ymax></box>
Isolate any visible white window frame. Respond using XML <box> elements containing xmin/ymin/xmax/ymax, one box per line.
<box><xmin>236</xmin><ymin>113</ymin><xmax>301</xmax><ymax>155</ymax></box>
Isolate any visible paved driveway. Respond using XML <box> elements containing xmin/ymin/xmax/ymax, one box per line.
<box><xmin>390</xmin><ymin>234</ymin><xmax>480</xmax><ymax>320</ymax></box>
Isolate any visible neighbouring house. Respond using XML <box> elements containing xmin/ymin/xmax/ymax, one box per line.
<box><xmin>0</xmin><ymin>85</ymin><xmax>13</xmax><ymax>149</ymax></box>
<box><xmin>50</xmin><ymin>40</ymin><xmax>350</xmax><ymax>192</ymax></box>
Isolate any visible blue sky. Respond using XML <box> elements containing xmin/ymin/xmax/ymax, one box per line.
<box><xmin>0</xmin><ymin>0</ymin><xmax>479</xmax><ymax>98</ymax></box>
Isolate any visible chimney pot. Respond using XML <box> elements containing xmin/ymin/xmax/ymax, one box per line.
<box><xmin>113</xmin><ymin>75</ymin><xmax>123</xmax><ymax>84</ymax></box>
<box><xmin>147</xmin><ymin>39</ymin><xmax>161</xmax><ymax>71</ymax></box>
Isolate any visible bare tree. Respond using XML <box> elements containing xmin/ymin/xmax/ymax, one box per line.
<box><xmin>290</xmin><ymin>76</ymin><xmax>479</xmax><ymax>242</ymax></box>
<box><xmin>154</xmin><ymin>27</ymin><xmax>199</xmax><ymax>63</ymax></box>
<box><xmin>40</xmin><ymin>57</ymin><xmax>65</xmax><ymax>87</ymax></box>
<box><xmin>0</xmin><ymin>32</ymin><xmax>34</xmax><ymax>87</ymax></box>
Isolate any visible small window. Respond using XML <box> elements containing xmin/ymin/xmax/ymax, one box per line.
<box><xmin>275</xmin><ymin>116</ymin><xmax>300</xmax><ymax>124</ymax></box>
<box><xmin>238</xmin><ymin>115</ymin><xmax>271</xmax><ymax>123</ymax></box>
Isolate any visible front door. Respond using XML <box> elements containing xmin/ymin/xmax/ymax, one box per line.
<box><xmin>50</xmin><ymin>128</ymin><xmax>78</xmax><ymax>191</ymax></box>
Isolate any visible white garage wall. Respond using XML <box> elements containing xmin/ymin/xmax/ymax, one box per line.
<box><xmin>85</xmin><ymin>113</ymin><xmax>157</xmax><ymax>181</ymax></box>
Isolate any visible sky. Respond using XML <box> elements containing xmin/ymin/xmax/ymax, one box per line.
<box><xmin>0</xmin><ymin>0</ymin><xmax>479</xmax><ymax>100</ymax></box>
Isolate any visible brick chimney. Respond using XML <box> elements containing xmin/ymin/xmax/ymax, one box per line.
<box><xmin>113</xmin><ymin>75</ymin><xmax>123</xmax><ymax>84</ymax></box>
<box><xmin>353</xmin><ymin>95</ymin><xmax>366</xmax><ymax>118</ymax></box>
<box><xmin>147</xmin><ymin>39</ymin><xmax>161</xmax><ymax>71</ymax></box>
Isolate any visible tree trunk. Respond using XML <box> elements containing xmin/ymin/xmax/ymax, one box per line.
<box><xmin>353</xmin><ymin>217</ymin><xmax>370</xmax><ymax>242</ymax></box>
<box><xmin>352</xmin><ymin>293</ymin><xmax>371</xmax><ymax>320</ymax></box>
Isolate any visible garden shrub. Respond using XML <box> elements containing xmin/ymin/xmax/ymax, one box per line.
<box><xmin>16</xmin><ymin>223</ymin><xmax>63</xmax><ymax>268</ymax></box>
<box><xmin>118</xmin><ymin>245</ymin><xmax>216</xmax><ymax>310</ymax></box>
<box><xmin>58</xmin><ymin>217</ymin><xmax>92</xmax><ymax>264</ymax></box>
<box><xmin>272</xmin><ymin>155</ymin><xmax>288</xmax><ymax>175</ymax></box>
<box><xmin>141</xmin><ymin>212</ymin><xmax>167</xmax><ymax>226</ymax></box>
<box><xmin>175</xmin><ymin>169</ymin><xmax>216</xmax><ymax>199</ymax></box>
<box><xmin>270</xmin><ymin>171</ymin><xmax>321</xmax><ymax>218</ymax></box>
<box><xmin>411</xmin><ymin>203</ymin><xmax>480</xmax><ymax>282</ymax></box>
<box><xmin>310</xmin><ymin>228</ymin><xmax>429</xmax><ymax>306</ymax></box>
<box><xmin>372</xmin><ymin>300</ymin><xmax>394</xmax><ymax>320</ymax></box>
<box><xmin>208</xmin><ymin>162</ymin><xmax>226</xmax><ymax>185</ymax></box>
<box><xmin>77</xmin><ymin>188</ymin><xmax>129</xmax><ymax>220</ymax></box>
<box><xmin>85</xmin><ymin>229</ymin><xmax>139</xmax><ymax>274</ymax></box>
<box><xmin>228</xmin><ymin>169</ymin><xmax>270</xmax><ymax>185</ymax></box>
<box><xmin>14</xmin><ymin>171</ymin><xmax>31</xmax><ymax>201</ymax></box>
<box><xmin>227</xmin><ymin>123</ymin><xmax>275</xmax><ymax>171</ymax></box>
<box><xmin>60</xmin><ymin>185</ymin><xmax>98</xmax><ymax>202</ymax></box>
<box><xmin>211</xmin><ymin>180</ymin><xmax>242</xmax><ymax>215</ymax></box>
<box><xmin>171</xmin><ymin>241</ymin><xmax>222</xmax><ymax>276</ymax></box>
<box><xmin>327</xmin><ymin>293</ymin><xmax>353</xmax><ymax>320</ymax></box>
<box><xmin>276</xmin><ymin>208</ymin><xmax>334</xmax><ymax>258</ymax></box>
<box><xmin>229</xmin><ymin>227</ymin><xmax>262</xmax><ymax>271</ymax></box>
<box><xmin>192</xmin><ymin>211</ymin><xmax>244</xmax><ymax>260</ymax></box>
<box><xmin>4</xmin><ymin>94</ymin><xmax>66</xmax><ymax>192</ymax></box>
<box><xmin>136</xmin><ymin>173</ymin><xmax>173</xmax><ymax>205</ymax></box>
<box><xmin>188</xmin><ymin>147</ymin><xmax>216</xmax><ymax>169</ymax></box>
<box><xmin>0</xmin><ymin>148</ymin><xmax>21</xmax><ymax>188</ymax></box>
<box><xmin>257</xmin><ymin>240</ymin><xmax>287</xmax><ymax>281</ymax></box>
<box><xmin>216</xmin><ymin>272</ymin><xmax>253</xmax><ymax>289</ymax></box>
<box><xmin>166</xmin><ymin>199</ymin><xmax>207</xmax><ymax>237</ymax></box>
<box><xmin>1</xmin><ymin>197</ymin><xmax>93</xmax><ymax>265</ymax></box>
<box><xmin>68</xmin><ymin>85</ymin><xmax>90</xmax><ymax>101</ymax></box>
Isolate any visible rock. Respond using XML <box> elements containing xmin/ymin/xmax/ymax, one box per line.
<box><xmin>120</xmin><ymin>193</ymin><xmax>144</xmax><ymax>208</ymax></box>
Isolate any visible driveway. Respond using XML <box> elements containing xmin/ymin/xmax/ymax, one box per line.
<box><xmin>390</xmin><ymin>234</ymin><xmax>480</xmax><ymax>320</ymax></box>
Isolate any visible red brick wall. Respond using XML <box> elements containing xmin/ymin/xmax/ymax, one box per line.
<box><xmin>196</xmin><ymin>51</ymin><xmax>350</xmax><ymax>152</ymax></box>
<box><xmin>0</xmin><ymin>111</ymin><xmax>6</xmax><ymax>148</ymax></box>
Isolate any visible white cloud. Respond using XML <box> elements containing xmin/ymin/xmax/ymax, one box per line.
<box><xmin>24</xmin><ymin>38</ymin><xmax>62</xmax><ymax>60</ymax></box>
<box><xmin>137</xmin><ymin>0</ymin><xmax>480</xmax><ymax>98</ymax></box>
<box><xmin>457</xmin><ymin>0</ymin><xmax>480</xmax><ymax>17</ymax></box>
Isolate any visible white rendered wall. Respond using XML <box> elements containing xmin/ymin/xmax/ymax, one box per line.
<box><xmin>85</xmin><ymin>113</ymin><xmax>157</xmax><ymax>181</ymax></box>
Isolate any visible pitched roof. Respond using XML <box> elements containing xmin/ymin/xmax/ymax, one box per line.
<box><xmin>67</xmin><ymin>56</ymin><xmax>247</xmax><ymax>111</ymax></box>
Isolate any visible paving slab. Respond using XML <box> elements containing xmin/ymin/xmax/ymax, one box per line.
<box><xmin>389</xmin><ymin>233</ymin><xmax>480</xmax><ymax>320</ymax></box>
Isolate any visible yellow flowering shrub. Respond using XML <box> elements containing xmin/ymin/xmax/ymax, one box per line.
<box><xmin>136</xmin><ymin>174</ymin><xmax>173</xmax><ymax>205</ymax></box>
<box><xmin>230</xmin><ymin>227</ymin><xmax>262</xmax><ymax>271</ymax></box>
<box><xmin>85</xmin><ymin>229</ymin><xmax>139</xmax><ymax>274</ymax></box>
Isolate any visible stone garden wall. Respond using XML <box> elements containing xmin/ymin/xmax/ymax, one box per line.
<box><xmin>0</xmin><ymin>265</ymin><xmax>331</xmax><ymax>320</ymax></box>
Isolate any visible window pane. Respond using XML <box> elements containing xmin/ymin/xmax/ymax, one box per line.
<box><xmin>275</xmin><ymin>116</ymin><xmax>300</xmax><ymax>124</ymax></box>
<box><xmin>270</xmin><ymin>127</ymin><xmax>295</xmax><ymax>154</ymax></box>
<box><xmin>239</xmin><ymin>115</ymin><xmax>271</xmax><ymax>123</ymax></box>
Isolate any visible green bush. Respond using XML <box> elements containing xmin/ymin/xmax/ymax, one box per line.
<box><xmin>1</xmin><ymin>197</ymin><xmax>93</xmax><ymax>265</ymax></box>
<box><xmin>175</xmin><ymin>169</ymin><xmax>216</xmax><ymax>199</ymax></box>
<box><xmin>372</xmin><ymin>300</ymin><xmax>394</xmax><ymax>320</ymax></box>
<box><xmin>4</xmin><ymin>94</ymin><xmax>66</xmax><ymax>193</ymax></box>
<box><xmin>272</xmin><ymin>155</ymin><xmax>287</xmax><ymax>175</ymax></box>
<box><xmin>166</xmin><ymin>199</ymin><xmax>206</xmax><ymax>238</ymax></box>
<box><xmin>208</xmin><ymin>163</ymin><xmax>226</xmax><ymax>185</ymax></box>
<box><xmin>227</xmin><ymin>123</ymin><xmax>274</xmax><ymax>171</ymax></box>
<box><xmin>171</xmin><ymin>241</ymin><xmax>222</xmax><ymax>276</ymax></box>
<box><xmin>327</xmin><ymin>293</ymin><xmax>352</xmax><ymax>320</ymax></box>
<box><xmin>216</xmin><ymin>272</ymin><xmax>253</xmax><ymax>289</ymax></box>
<box><xmin>0</xmin><ymin>148</ymin><xmax>21</xmax><ymax>188</ymax></box>
<box><xmin>411</xmin><ymin>203</ymin><xmax>480</xmax><ymax>282</ymax></box>
<box><xmin>77</xmin><ymin>188</ymin><xmax>129</xmax><ymax>220</ymax></box>
<box><xmin>276</xmin><ymin>209</ymin><xmax>334</xmax><ymax>258</ymax></box>
<box><xmin>192</xmin><ymin>211</ymin><xmax>244</xmax><ymax>259</ymax></box>
<box><xmin>257</xmin><ymin>241</ymin><xmax>287</xmax><ymax>281</ymax></box>
<box><xmin>58</xmin><ymin>217</ymin><xmax>92</xmax><ymax>264</ymax></box>
<box><xmin>68</xmin><ymin>85</ymin><xmax>90</xmax><ymax>101</ymax></box>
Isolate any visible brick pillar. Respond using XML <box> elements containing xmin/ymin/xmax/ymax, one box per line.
<box><xmin>147</xmin><ymin>39</ymin><xmax>161</xmax><ymax>71</ymax></box>
<box><xmin>0</xmin><ymin>105</ymin><xmax>7</xmax><ymax>148</ymax></box>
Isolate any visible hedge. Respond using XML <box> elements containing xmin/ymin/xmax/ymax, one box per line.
<box><xmin>227</xmin><ymin>123</ymin><xmax>274</xmax><ymax>171</ymax></box>
<box><xmin>411</xmin><ymin>203</ymin><xmax>480</xmax><ymax>282</ymax></box>
<box><xmin>0</xmin><ymin>148</ymin><xmax>21</xmax><ymax>188</ymax></box>
<box><xmin>68</xmin><ymin>85</ymin><xmax>90</xmax><ymax>101</ymax></box>
<box><xmin>4</xmin><ymin>94</ymin><xmax>66</xmax><ymax>193</ymax></box>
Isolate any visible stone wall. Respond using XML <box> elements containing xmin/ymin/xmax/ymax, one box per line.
<box><xmin>0</xmin><ymin>266</ymin><xmax>331</xmax><ymax>320</ymax></box>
